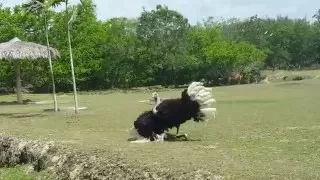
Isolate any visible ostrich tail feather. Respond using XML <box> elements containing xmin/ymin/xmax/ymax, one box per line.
<box><xmin>187</xmin><ymin>81</ymin><xmax>217</xmax><ymax>120</ymax></box>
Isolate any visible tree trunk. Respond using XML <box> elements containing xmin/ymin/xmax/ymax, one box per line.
<box><xmin>15</xmin><ymin>60</ymin><xmax>23</xmax><ymax>104</ymax></box>
<box><xmin>44</xmin><ymin>13</ymin><xmax>58</xmax><ymax>112</ymax></box>
<box><xmin>66</xmin><ymin>1</ymin><xmax>79</xmax><ymax>114</ymax></box>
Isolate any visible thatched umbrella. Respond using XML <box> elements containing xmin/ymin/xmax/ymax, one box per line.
<box><xmin>0</xmin><ymin>37</ymin><xmax>60</xmax><ymax>104</ymax></box>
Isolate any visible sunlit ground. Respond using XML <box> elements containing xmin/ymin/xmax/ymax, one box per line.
<box><xmin>0</xmin><ymin>78</ymin><xmax>320</xmax><ymax>179</ymax></box>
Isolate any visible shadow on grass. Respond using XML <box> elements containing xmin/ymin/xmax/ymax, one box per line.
<box><xmin>127</xmin><ymin>133</ymin><xmax>201</xmax><ymax>143</ymax></box>
<box><xmin>0</xmin><ymin>99</ymin><xmax>34</xmax><ymax>106</ymax></box>
<box><xmin>165</xmin><ymin>133</ymin><xmax>201</xmax><ymax>142</ymax></box>
<box><xmin>164</xmin><ymin>138</ymin><xmax>201</xmax><ymax>142</ymax></box>
<box><xmin>0</xmin><ymin>113</ymin><xmax>47</xmax><ymax>119</ymax></box>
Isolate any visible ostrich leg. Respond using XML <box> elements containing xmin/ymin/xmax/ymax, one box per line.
<box><xmin>175</xmin><ymin>125</ymin><xmax>188</xmax><ymax>140</ymax></box>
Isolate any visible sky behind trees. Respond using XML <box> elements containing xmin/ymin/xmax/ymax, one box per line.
<box><xmin>1</xmin><ymin>0</ymin><xmax>319</xmax><ymax>24</ymax></box>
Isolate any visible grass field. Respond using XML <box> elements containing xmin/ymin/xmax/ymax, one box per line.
<box><xmin>262</xmin><ymin>69</ymin><xmax>320</xmax><ymax>82</ymax></box>
<box><xmin>0</xmin><ymin>78</ymin><xmax>320</xmax><ymax>179</ymax></box>
<box><xmin>0</xmin><ymin>166</ymin><xmax>39</xmax><ymax>180</ymax></box>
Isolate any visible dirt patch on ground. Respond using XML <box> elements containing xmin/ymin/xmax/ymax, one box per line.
<box><xmin>0</xmin><ymin>135</ymin><xmax>223</xmax><ymax>180</ymax></box>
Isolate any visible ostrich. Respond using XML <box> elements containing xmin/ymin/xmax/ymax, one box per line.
<box><xmin>130</xmin><ymin>82</ymin><xmax>217</xmax><ymax>143</ymax></box>
<box><xmin>142</xmin><ymin>92</ymin><xmax>190</xmax><ymax>138</ymax></box>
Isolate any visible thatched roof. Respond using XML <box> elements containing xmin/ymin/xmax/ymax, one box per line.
<box><xmin>0</xmin><ymin>37</ymin><xmax>60</xmax><ymax>60</ymax></box>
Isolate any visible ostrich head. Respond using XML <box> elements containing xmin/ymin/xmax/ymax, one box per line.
<box><xmin>151</xmin><ymin>92</ymin><xmax>161</xmax><ymax>114</ymax></box>
<box><xmin>152</xmin><ymin>92</ymin><xmax>159</xmax><ymax>101</ymax></box>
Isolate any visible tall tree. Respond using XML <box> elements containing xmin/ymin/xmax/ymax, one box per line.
<box><xmin>63</xmin><ymin>0</ymin><xmax>80</xmax><ymax>114</ymax></box>
<box><xmin>312</xmin><ymin>9</ymin><xmax>320</xmax><ymax>65</ymax></box>
<box><xmin>22</xmin><ymin>0</ymin><xmax>64</xmax><ymax>112</ymax></box>
<box><xmin>137</xmin><ymin>5</ymin><xmax>191</xmax><ymax>86</ymax></box>
<box><xmin>100</xmin><ymin>17</ymin><xmax>139</xmax><ymax>88</ymax></box>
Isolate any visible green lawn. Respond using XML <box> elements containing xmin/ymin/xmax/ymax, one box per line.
<box><xmin>0</xmin><ymin>79</ymin><xmax>320</xmax><ymax>179</ymax></box>
<box><xmin>262</xmin><ymin>69</ymin><xmax>320</xmax><ymax>82</ymax></box>
<box><xmin>0</xmin><ymin>166</ymin><xmax>37</xmax><ymax>180</ymax></box>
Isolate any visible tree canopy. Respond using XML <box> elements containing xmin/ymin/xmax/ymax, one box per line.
<box><xmin>1</xmin><ymin>1</ymin><xmax>320</xmax><ymax>92</ymax></box>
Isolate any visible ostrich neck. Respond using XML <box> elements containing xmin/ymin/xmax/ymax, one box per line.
<box><xmin>153</xmin><ymin>96</ymin><xmax>161</xmax><ymax>107</ymax></box>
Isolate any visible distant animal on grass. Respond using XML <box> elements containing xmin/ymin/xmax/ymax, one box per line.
<box><xmin>282</xmin><ymin>76</ymin><xmax>288</xmax><ymax>81</ymax></box>
<box><xmin>130</xmin><ymin>82</ymin><xmax>217</xmax><ymax>143</ymax></box>
<box><xmin>261</xmin><ymin>76</ymin><xmax>270</xmax><ymax>84</ymax></box>
<box><xmin>228</xmin><ymin>72</ymin><xmax>243</xmax><ymax>85</ymax></box>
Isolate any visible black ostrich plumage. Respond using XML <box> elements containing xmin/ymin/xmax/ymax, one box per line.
<box><xmin>133</xmin><ymin>89</ymin><xmax>206</xmax><ymax>140</ymax></box>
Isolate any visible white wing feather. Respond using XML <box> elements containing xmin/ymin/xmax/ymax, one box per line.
<box><xmin>187</xmin><ymin>81</ymin><xmax>217</xmax><ymax>121</ymax></box>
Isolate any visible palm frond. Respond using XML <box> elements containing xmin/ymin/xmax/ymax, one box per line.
<box><xmin>22</xmin><ymin>0</ymin><xmax>64</xmax><ymax>14</ymax></box>
<box><xmin>22</xmin><ymin>0</ymin><xmax>45</xmax><ymax>14</ymax></box>
<box><xmin>50</xmin><ymin>0</ymin><xmax>66</xmax><ymax>8</ymax></box>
